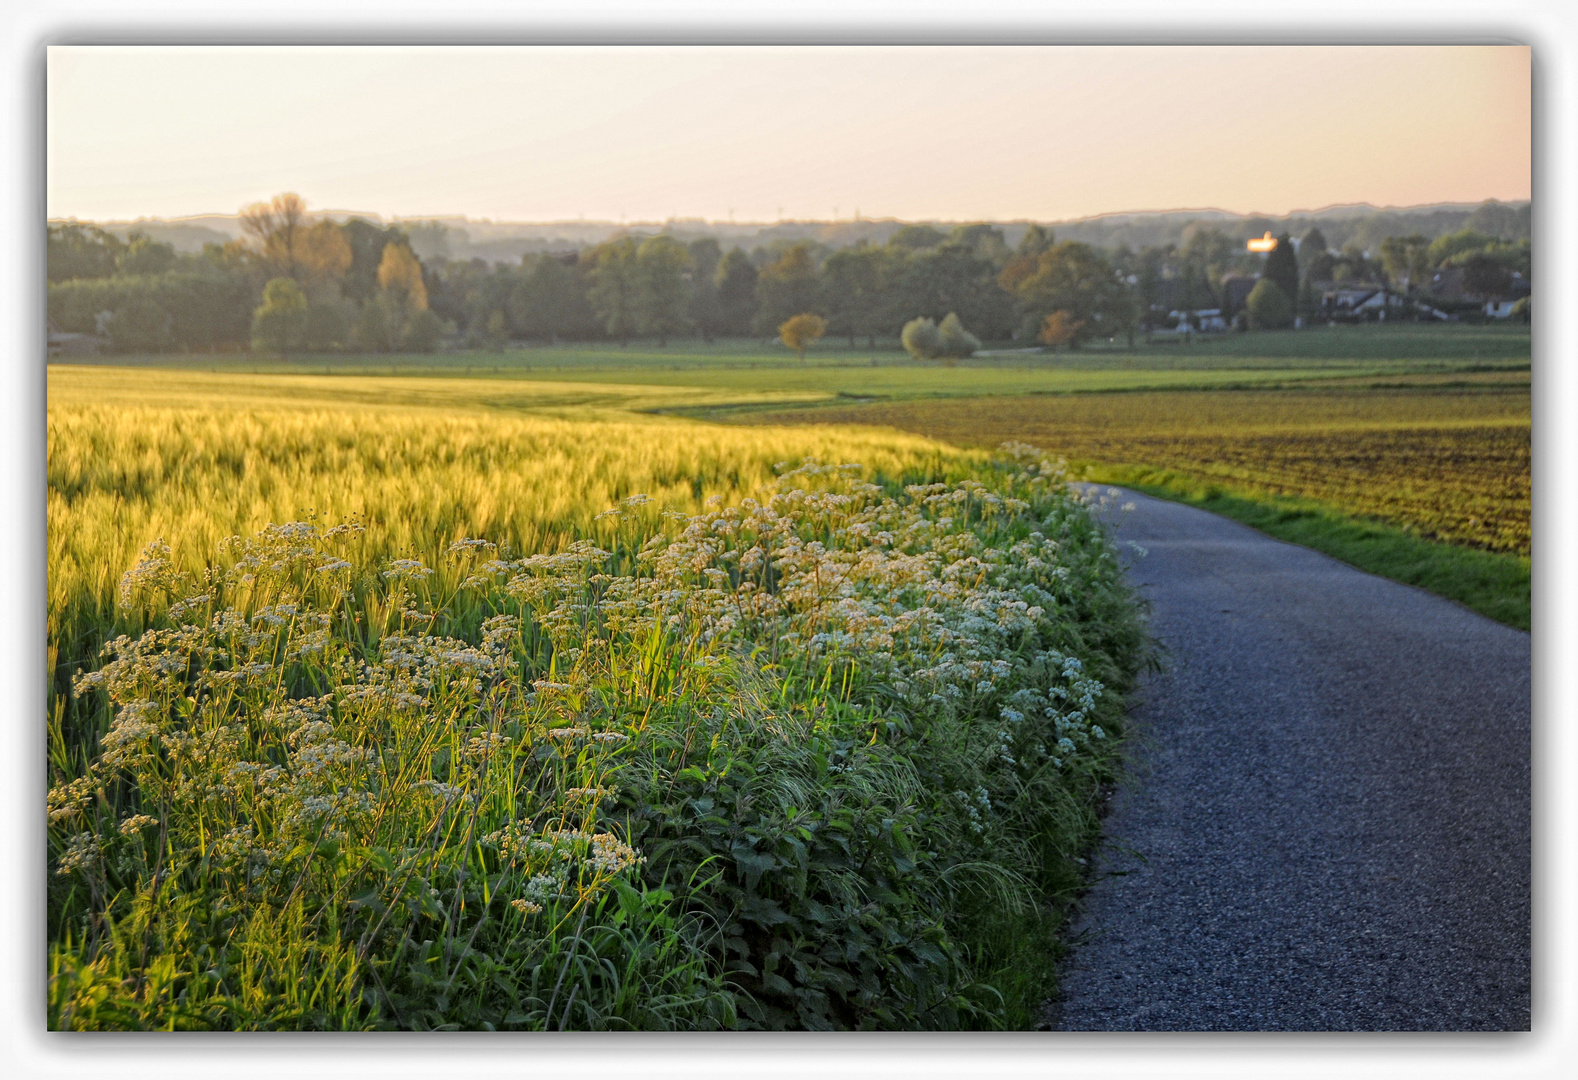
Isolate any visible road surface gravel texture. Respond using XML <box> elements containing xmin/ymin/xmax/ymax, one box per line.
<box><xmin>1048</xmin><ymin>487</ymin><xmax>1530</xmax><ymax>1031</ymax></box>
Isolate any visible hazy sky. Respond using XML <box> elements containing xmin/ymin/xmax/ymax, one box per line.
<box><xmin>46</xmin><ymin>44</ymin><xmax>1530</xmax><ymax>224</ymax></box>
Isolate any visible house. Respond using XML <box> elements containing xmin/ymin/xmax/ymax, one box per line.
<box><xmin>1165</xmin><ymin>308</ymin><xmax>1229</xmax><ymax>332</ymax></box>
<box><xmin>1321</xmin><ymin>286</ymin><xmax>1404</xmax><ymax>319</ymax></box>
<box><xmin>46</xmin><ymin>319</ymin><xmax>107</xmax><ymax>357</ymax></box>
<box><xmin>1220</xmin><ymin>273</ymin><xmax>1258</xmax><ymax>315</ymax></box>
<box><xmin>1429</xmin><ymin>267</ymin><xmax>1466</xmax><ymax>301</ymax></box>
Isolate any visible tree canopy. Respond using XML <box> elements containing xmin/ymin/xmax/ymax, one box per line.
<box><xmin>1245</xmin><ymin>278</ymin><xmax>1293</xmax><ymax>330</ymax></box>
<box><xmin>778</xmin><ymin>312</ymin><xmax>826</xmax><ymax>361</ymax></box>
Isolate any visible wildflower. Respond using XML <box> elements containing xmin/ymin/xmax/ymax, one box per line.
<box><xmin>509</xmin><ymin>898</ymin><xmax>543</xmax><ymax>915</ymax></box>
<box><xmin>117</xmin><ymin>539</ymin><xmax>179</xmax><ymax>609</ymax></box>
<box><xmin>523</xmin><ymin>873</ymin><xmax>565</xmax><ymax>902</ymax></box>
<box><xmin>587</xmin><ymin>833</ymin><xmax>644</xmax><ymax>875</ymax></box>
<box><xmin>383</xmin><ymin>559</ymin><xmax>434</xmax><ymax>581</ymax></box>
<box><xmin>99</xmin><ymin>701</ymin><xmax>162</xmax><ymax>769</ymax></box>
<box><xmin>566</xmin><ymin>785</ymin><xmax>618</xmax><ymax>803</ymax></box>
<box><xmin>119</xmin><ymin>814</ymin><xmax>159</xmax><ymax>837</ymax></box>
<box><xmin>462</xmin><ymin>733</ymin><xmax>512</xmax><ymax>761</ymax></box>
<box><xmin>55</xmin><ymin>832</ymin><xmax>100</xmax><ymax>876</ymax></box>
<box><xmin>47</xmin><ymin>776</ymin><xmax>96</xmax><ymax>824</ymax></box>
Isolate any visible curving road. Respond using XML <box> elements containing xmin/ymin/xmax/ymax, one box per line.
<box><xmin>1048</xmin><ymin>487</ymin><xmax>1530</xmax><ymax>1031</ymax></box>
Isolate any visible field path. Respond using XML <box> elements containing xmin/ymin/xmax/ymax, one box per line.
<box><xmin>1049</xmin><ymin>487</ymin><xmax>1530</xmax><ymax>1030</ymax></box>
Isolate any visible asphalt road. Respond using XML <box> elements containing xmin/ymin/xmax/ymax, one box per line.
<box><xmin>1048</xmin><ymin>487</ymin><xmax>1531</xmax><ymax>1031</ymax></box>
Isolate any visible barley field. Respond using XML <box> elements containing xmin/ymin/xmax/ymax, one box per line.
<box><xmin>48</xmin><ymin>366</ymin><xmax>972</xmax><ymax>685</ymax></box>
<box><xmin>47</xmin><ymin>365</ymin><xmax>1147</xmax><ymax>1030</ymax></box>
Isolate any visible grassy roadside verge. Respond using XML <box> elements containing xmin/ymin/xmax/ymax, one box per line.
<box><xmin>49</xmin><ymin>447</ymin><xmax>1148</xmax><ymax>1030</ymax></box>
<box><xmin>1081</xmin><ymin>463</ymin><xmax>1530</xmax><ymax>632</ymax></box>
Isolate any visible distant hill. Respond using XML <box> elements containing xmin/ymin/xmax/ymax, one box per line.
<box><xmin>50</xmin><ymin>199</ymin><xmax>1529</xmax><ymax>263</ymax></box>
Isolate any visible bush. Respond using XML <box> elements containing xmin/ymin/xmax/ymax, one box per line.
<box><xmin>1245</xmin><ymin>279</ymin><xmax>1293</xmax><ymax>330</ymax></box>
<box><xmin>1038</xmin><ymin>311</ymin><xmax>1085</xmax><ymax>349</ymax></box>
<box><xmin>51</xmin><ymin>450</ymin><xmax>1147</xmax><ymax>1030</ymax></box>
<box><xmin>936</xmin><ymin>312</ymin><xmax>981</xmax><ymax>360</ymax></box>
<box><xmin>901</xmin><ymin>317</ymin><xmax>942</xmax><ymax>360</ymax></box>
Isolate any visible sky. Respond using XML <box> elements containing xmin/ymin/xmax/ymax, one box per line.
<box><xmin>46</xmin><ymin>44</ymin><xmax>1530</xmax><ymax>224</ymax></box>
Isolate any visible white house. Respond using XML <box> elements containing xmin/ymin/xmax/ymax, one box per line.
<box><xmin>1166</xmin><ymin>308</ymin><xmax>1229</xmax><ymax>332</ymax></box>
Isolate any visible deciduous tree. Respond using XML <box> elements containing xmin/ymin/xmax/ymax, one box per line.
<box><xmin>820</xmin><ymin>244</ymin><xmax>892</xmax><ymax>347</ymax></box>
<box><xmin>754</xmin><ymin>243</ymin><xmax>819</xmax><ymax>336</ymax></box>
<box><xmin>1038</xmin><ymin>310</ymin><xmax>1084</xmax><ymax>349</ymax></box>
<box><xmin>779</xmin><ymin>313</ymin><xmax>826</xmax><ymax>361</ymax></box>
<box><xmin>297</xmin><ymin>221</ymin><xmax>354</xmax><ymax>290</ymax></box>
<box><xmin>635</xmin><ymin>235</ymin><xmax>692</xmax><ymax>345</ymax></box>
<box><xmin>47</xmin><ymin>223</ymin><xmax>124</xmax><ymax>282</ymax></box>
<box><xmin>115</xmin><ymin>233</ymin><xmax>178</xmax><ymax>277</ymax></box>
<box><xmin>377</xmin><ymin>242</ymin><xmax>428</xmax><ymax>311</ymax></box>
<box><xmin>715</xmin><ymin>248</ymin><xmax>759</xmax><ymax>337</ymax></box>
<box><xmin>240</xmin><ymin>193</ymin><xmax>309</xmax><ymax>279</ymax></box>
<box><xmin>587</xmin><ymin>237</ymin><xmax>641</xmax><ymax>345</ymax></box>
<box><xmin>251</xmin><ymin>276</ymin><xmax>309</xmax><ymax>356</ymax></box>
<box><xmin>687</xmin><ymin>238</ymin><xmax>724</xmax><ymax>342</ymax></box>
<box><xmin>1004</xmin><ymin>240</ymin><xmax>1126</xmax><ymax>347</ymax></box>
<box><xmin>1460</xmin><ymin>251</ymin><xmax>1515</xmax><ymax>300</ymax></box>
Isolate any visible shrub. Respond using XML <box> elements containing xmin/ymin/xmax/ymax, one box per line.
<box><xmin>901</xmin><ymin>317</ymin><xmax>942</xmax><ymax>360</ymax></box>
<box><xmin>936</xmin><ymin>313</ymin><xmax>981</xmax><ymax>361</ymax></box>
<box><xmin>1245</xmin><ymin>279</ymin><xmax>1293</xmax><ymax>330</ymax></box>
<box><xmin>1038</xmin><ymin>311</ymin><xmax>1085</xmax><ymax>349</ymax></box>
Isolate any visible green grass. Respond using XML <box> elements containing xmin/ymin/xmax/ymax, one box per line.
<box><xmin>60</xmin><ymin>321</ymin><xmax>1528</xmax><ymax>411</ymax></box>
<box><xmin>72</xmin><ymin>321</ymin><xmax>1530</xmax><ymax>371</ymax></box>
<box><xmin>1082</xmin><ymin>464</ymin><xmax>1530</xmax><ymax>631</ymax></box>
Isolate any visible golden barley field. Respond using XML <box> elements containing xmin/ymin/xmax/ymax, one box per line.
<box><xmin>47</xmin><ymin>365</ymin><xmax>1149</xmax><ymax>1031</ymax></box>
<box><xmin>48</xmin><ymin>366</ymin><xmax>975</xmax><ymax>677</ymax></box>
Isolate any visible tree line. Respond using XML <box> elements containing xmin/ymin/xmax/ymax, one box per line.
<box><xmin>47</xmin><ymin>193</ymin><xmax>1533</xmax><ymax>356</ymax></box>
<box><xmin>49</xmin><ymin>195</ymin><xmax>442</xmax><ymax>354</ymax></box>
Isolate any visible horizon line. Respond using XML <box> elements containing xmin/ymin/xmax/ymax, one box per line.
<box><xmin>46</xmin><ymin>196</ymin><xmax>1530</xmax><ymax>230</ymax></box>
